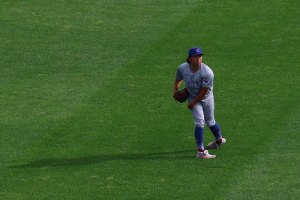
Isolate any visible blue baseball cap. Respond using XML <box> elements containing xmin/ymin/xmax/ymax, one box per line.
<box><xmin>188</xmin><ymin>47</ymin><xmax>204</xmax><ymax>57</ymax></box>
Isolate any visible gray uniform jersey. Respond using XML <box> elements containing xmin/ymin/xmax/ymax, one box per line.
<box><xmin>176</xmin><ymin>62</ymin><xmax>214</xmax><ymax>102</ymax></box>
<box><xmin>176</xmin><ymin>62</ymin><xmax>216</xmax><ymax>127</ymax></box>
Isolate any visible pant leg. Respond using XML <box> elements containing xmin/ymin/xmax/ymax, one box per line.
<box><xmin>191</xmin><ymin>103</ymin><xmax>205</xmax><ymax>128</ymax></box>
<box><xmin>202</xmin><ymin>93</ymin><xmax>216</xmax><ymax>127</ymax></box>
<box><xmin>202</xmin><ymin>93</ymin><xmax>222</xmax><ymax>140</ymax></box>
<box><xmin>191</xmin><ymin>103</ymin><xmax>205</xmax><ymax>150</ymax></box>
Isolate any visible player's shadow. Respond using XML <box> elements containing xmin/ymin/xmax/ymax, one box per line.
<box><xmin>11</xmin><ymin>150</ymin><xmax>194</xmax><ymax>169</ymax></box>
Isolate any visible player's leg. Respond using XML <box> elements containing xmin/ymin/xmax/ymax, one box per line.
<box><xmin>209</xmin><ymin>123</ymin><xmax>222</xmax><ymax>141</ymax></box>
<box><xmin>202</xmin><ymin>95</ymin><xmax>226</xmax><ymax>149</ymax></box>
<box><xmin>208</xmin><ymin>122</ymin><xmax>226</xmax><ymax>149</ymax></box>
<box><xmin>191</xmin><ymin>103</ymin><xmax>205</xmax><ymax>151</ymax></box>
<box><xmin>192</xmin><ymin>103</ymin><xmax>216</xmax><ymax>158</ymax></box>
<box><xmin>202</xmin><ymin>94</ymin><xmax>220</xmax><ymax>138</ymax></box>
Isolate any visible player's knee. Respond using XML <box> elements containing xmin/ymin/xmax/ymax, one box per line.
<box><xmin>194</xmin><ymin>119</ymin><xmax>205</xmax><ymax>128</ymax></box>
<box><xmin>205</xmin><ymin>119</ymin><xmax>216</xmax><ymax>127</ymax></box>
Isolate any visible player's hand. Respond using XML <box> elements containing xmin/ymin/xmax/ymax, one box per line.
<box><xmin>188</xmin><ymin>102</ymin><xmax>196</xmax><ymax>110</ymax></box>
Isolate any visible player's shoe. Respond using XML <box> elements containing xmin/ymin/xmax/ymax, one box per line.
<box><xmin>207</xmin><ymin>138</ymin><xmax>226</xmax><ymax>149</ymax></box>
<box><xmin>196</xmin><ymin>150</ymin><xmax>216</xmax><ymax>159</ymax></box>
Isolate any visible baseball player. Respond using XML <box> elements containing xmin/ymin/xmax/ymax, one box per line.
<box><xmin>173</xmin><ymin>47</ymin><xmax>226</xmax><ymax>159</ymax></box>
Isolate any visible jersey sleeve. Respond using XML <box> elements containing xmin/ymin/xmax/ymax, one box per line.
<box><xmin>175</xmin><ymin>67</ymin><xmax>183</xmax><ymax>81</ymax></box>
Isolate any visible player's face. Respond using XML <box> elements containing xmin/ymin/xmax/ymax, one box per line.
<box><xmin>189</xmin><ymin>55</ymin><xmax>202</xmax><ymax>66</ymax></box>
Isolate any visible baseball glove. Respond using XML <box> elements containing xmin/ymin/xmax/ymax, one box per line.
<box><xmin>173</xmin><ymin>88</ymin><xmax>189</xmax><ymax>103</ymax></box>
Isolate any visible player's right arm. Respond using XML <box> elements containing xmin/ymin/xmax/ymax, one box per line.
<box><xmin>173</xmin><ymin>79</ymin><xmax>183</xmax><ymax>95</ymax></box>
<box><xmin>174</xmin><ymin>65</ymin><xmax>185</xmax><ymax>95</ymax></box>
<box><xmin>174</xmin><ymin>65</ymin><xmax>184</xmax><ymax>95</ymax></box>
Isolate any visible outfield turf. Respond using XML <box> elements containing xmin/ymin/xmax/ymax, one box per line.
<box><xmin>1</xmin><ymin>0</ymin><xmax>299</xmax><ymax>199</ymax></box>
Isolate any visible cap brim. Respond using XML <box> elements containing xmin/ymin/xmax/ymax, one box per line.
<box><xmin>189</xmin><ymin>53</ymin><xmax>204</xmax><ymax>57</ymax></box>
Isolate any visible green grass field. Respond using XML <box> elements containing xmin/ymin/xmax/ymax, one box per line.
<box><xmin>1</xmin><ymin>0</ymin><xmax>299</xmax><ymax>199</ymax></box>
